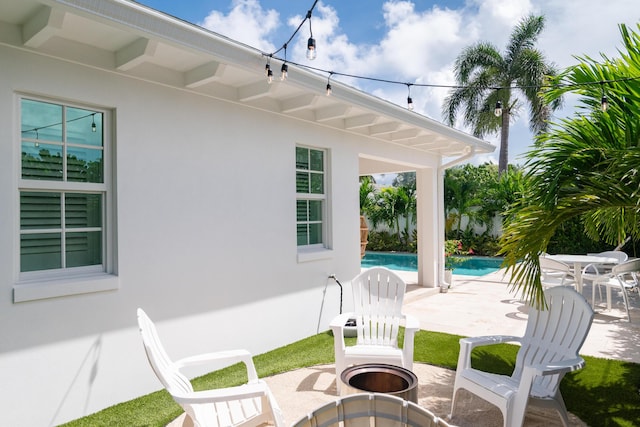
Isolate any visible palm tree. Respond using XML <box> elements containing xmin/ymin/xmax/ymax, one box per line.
<box><xmin>499</xmin><ymin>23</ymin><xmax>640</xmax><ymax>306</ymax></box>
<box><xmin>444</xmin><ymin>165</ymin><xmax>482</xmax><ymax>238</ymax></box>
<box><xmin>443</xmin><ymin>15</ymin><xmax>561</xmax><ymax>174</ymax></box>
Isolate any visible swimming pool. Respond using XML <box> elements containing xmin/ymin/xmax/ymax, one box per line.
<box><xmin>361</xmin><ymin>252</ymin><xmax>503</xmax><ymax>276</ymax></box>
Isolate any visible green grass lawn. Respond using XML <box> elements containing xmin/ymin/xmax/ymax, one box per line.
<box><xmin>62</xmin><ymin>330</ymin><xmax>640</xmax><ymax>427</ymax></box>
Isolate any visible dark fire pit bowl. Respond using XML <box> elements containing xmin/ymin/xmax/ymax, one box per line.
<box><xmin>340</xmin><ymin>363</ymin><xmax>418</xmax><ymax>403</ymax></box>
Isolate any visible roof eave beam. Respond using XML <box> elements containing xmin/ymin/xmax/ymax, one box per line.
<box><xmin>184</xmin><ymin>61</ymin><xmax>226</xmax><ymax>88</ymax></box>
<box><xmin>116</xmin><ymin>37</ymin><xmax>158</xmax><ymax>71</ymax></box>
<box><xmin>23</xmin><ymin>6</ymin><xmax>65</xmax><ymax>48</ymax></box>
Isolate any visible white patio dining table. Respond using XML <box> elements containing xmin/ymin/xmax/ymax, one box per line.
<box><xmin>546</xmin><ymin>254</ymin><xmax>620</xmax><ymax>292</ymax></box>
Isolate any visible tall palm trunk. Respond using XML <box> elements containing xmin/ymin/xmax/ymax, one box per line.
<box><xmin>499</xmin><ymin>109</ymin><xmax>510</xmax><ymax>174</ymax></box>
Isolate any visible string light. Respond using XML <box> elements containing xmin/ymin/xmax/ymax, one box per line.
<box><xmin>306</xmin><ymin>10</ymin><xmax>316</xmax><ymax>60</ymax></box>
<box><xmin>600</xmin><ymin>82</ymin><xmax>609</xmax><ymax>111</ymax></box>
<box><xmin>257</xmin><ymin>1</ymin><xmax>638</xmax><ymax>110</ymax></box>
<box><xmin>265</xmin><ymin>57</ymin><xmax>273</xmax><ymax>84</ymax></box>
<box><xmin>280</xmin><ymin>44</ymin><xmax>288</xmax><ymax>81</ymax></box>
<box><xmin>22</xmin><ymin>112</ymin><xmax>99</xmax><ymax>136</ymax></box>
<box><xmin>494</xmin><ymin>100</ymin><xmax>503</xmax><ymax>117</ymax></box>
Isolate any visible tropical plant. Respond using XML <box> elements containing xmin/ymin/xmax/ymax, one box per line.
<box><xmin>442</xmin><ymin>15</ymin><xmax>561</xmax><ymax>174</ymax></box>
<box><xmin>359</xmin><ymin>175</ymin><xmax>376</xmax><ymax>215</ymax></box>
<box><xmin>500</xmin><ymin>23</ymin><xmax>640</xmax><ymax>306</ymax></box>
<box><xmin>444</xmin><ymin>163</ymin><xmax>508</xmax><ymax>237</ymax></box>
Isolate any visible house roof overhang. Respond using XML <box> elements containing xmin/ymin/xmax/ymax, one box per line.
<box><xmin>0</xmin><ymin>0</ymin><xmax>495</xmax><ymax>158</ymax></box>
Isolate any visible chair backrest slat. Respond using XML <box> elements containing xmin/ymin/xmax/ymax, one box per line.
<box><xmin>352</xmin><ymin>268</ymin><xmax>406</xmax><ymax>347</ymax></box>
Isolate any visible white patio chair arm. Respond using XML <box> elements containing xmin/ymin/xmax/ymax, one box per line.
<box><xmin>457</xmin><ymin>335</ymin><xmax>522</xmax><ymax>371</ymax></box>
<box><xmin>582</xmin><ymin>263</ymin><xmax>602</xmax><ymax>275</ymax></box>
<box><xmin>330</xmin><ymin>312</ymin><xmax>355</xmax><ymax>329</ymax></box>
<box><xmin>403</xmin><ymin>313</ymin><xmax>420</xmax><ymax>331</ymax></box>
<box><xmin>172</xmin><ymin>382</ymin><xmax>268</xmax><ymax>404</ymax></box>
<box><xmin>460</xmin><ymin>335</ymin><xmax>522</xmax><ymax>350</ymax></box>
<box><xmin>528</xmin><ymin>356</ymin><xmax>586</xmax><ymax>376</ymax></box>
<box><xmin>175</xmin><ymin>349</ymin><xmax>259</xmax><ymax>382</ymax></box>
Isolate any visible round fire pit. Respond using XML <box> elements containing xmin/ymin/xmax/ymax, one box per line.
<box><xmin>340</xmin><ymin>363</ymin><xmax>418</xmax><ymax>403</ymax></box>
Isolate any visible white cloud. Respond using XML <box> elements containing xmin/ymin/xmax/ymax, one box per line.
<box><xmin>199</xmin><ymin>0</ymin><xmax>279</xmax><ymax>52</ymax></box>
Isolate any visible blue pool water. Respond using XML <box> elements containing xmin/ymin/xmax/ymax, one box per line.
<box><xmin>361</xmin><ymin>252</ymin><xmax>503</xmax><ymax>276</ymax></box>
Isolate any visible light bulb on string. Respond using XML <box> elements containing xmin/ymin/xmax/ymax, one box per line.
<box><xmin>280</xmin><ymin>44</ymin><xmax>288</xmax><ymax>81</ymax></box>
<box><xmin>406</xmin><ymin>84</ymin><xmax>414</xmax><ymax>110</ymax></box>
<box><xmin>326</xmin><ymin>73</ymin><xmax>333</xmax><ymax>96</ymax></box>
<box><xmin>91</xmin><ymin>113</ymin><xmax>97</xmax><ymax>132</ymax></box>
<box><xmin>600</xmin><ymin>82</ymin><xmax>609</xmax><ymax>111</ymax></box>
<box><xmin>494</xmin><ymin>100</ymin><xmax>503</xmax><ymax>117</ymax></box>
<box><xmin>306</xmin><ymin>10</ymin><xmax>316</xmax><ymax>60</ymax></box>
<box><xmin>307</xmin><ymin>37</ymin><xmax>316</xmax><ymax>60</ymax></box>
<box><xmin>265</xmin><ymin>58</ymin><xmax>273</xmax><ymax>84</ymax></box>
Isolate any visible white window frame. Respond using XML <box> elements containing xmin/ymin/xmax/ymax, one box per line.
<box><xmin>296</xmin><ymin>145</ymin><xmax>333</xmax><ymax>262</ymax></box>
<box><xmin>13</xmin><ymin>94</ymin><xmax>118</xmax><ymax>302</ymax></box>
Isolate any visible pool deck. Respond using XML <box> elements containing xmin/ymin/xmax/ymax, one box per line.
<box><xmin>398</xmin><ymin>269</ymin><xmax>640</xmax><ymax>363</ymax></box>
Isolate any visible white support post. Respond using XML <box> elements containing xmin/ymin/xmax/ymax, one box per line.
<box><xmin>416</xmin><ymin>167</ymin><xmax>439</xmax><ymax>288</ymax></box>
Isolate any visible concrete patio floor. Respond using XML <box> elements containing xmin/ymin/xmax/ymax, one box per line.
<box><xmin>266</xmin><ymin>269</ymin><xmax>640</xmax><ymax>426</ymax></box>
<box><xmin>171</xmin><ymin>268</ymin><xmax>640</xmax><ymax>426</ymax></box>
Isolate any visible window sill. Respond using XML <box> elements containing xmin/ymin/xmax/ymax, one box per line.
<box><xmin>13</xmin><ymin>273</ymin><xmax>119</xmax><ymax>303</ymax></box>
<box><xmin>297</xmin><ymin>247</ymin><xmax>334</xmax><ymax>263</ymax></box>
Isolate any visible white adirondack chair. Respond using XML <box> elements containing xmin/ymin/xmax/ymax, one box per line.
<box><xmin>291</xmin><ymin>393</ymin><xmax>451</xmax><ymax>427</ymax></box>
<box><xmin>137</xmin><ymin>309</ymin><xmax>284</xmax><ymax>427</ymax></box>
<box><xmin>330</xmin><ymin>267</ymin><xmax>420</xmax><ymax>394</ymax></box>
<box><xmin>450</xmin><ymin>286</ymin><xmax>594</xmax><ymax>427</ymax></box>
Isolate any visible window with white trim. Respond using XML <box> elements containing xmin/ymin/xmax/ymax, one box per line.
<box><xmin>18</xmin><ymin>96</ymin><xmax>112</xmax><ymax>282</ymax></box>
<box><xmin>296</xmin><ymin>146</ymin><xmax>328</xmax><ymax>248</ymax></box>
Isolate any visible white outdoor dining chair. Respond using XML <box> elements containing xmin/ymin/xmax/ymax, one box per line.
<box><xmin>330</xmin><ymin>267</ymin><xmax>420</xmax><ymax>394</ymax></box>
<box><xmin>588</xmin><ymin>258</ymin><xmax>640</xmax><ymax>321</ymax></box>
<box><xmin>539</xmin><ymin>256</ymin><xmax>576</xmax><ymax>289</ymax></box>
<box><xmin>581</xmin><ymin>251</ymin><xmax>629</xmax><ymax>304</ymax></box>
<box><xmin>137</xmin><ymin>308</ymin><xmax>284</xmax><ymax>427</ymax></box>
<box><xmin>291</xmin><ymin>393</ymin><xmax>451</xmax><ymax>427</ymax></box>
<box><xmin>450</xmin><ymin>286</ymin><xmax>594</xmax><ymax>427</ymax></box>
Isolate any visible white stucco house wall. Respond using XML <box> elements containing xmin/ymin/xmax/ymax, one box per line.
<box><xmin>0</xmin><ymin>0</ymin><xmax>494</xmax><ymax>425</ymax></box>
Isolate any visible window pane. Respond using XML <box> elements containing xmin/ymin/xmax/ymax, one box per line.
<box><xmin>66</xmin><ymin>231</ymin><xmax>102</xmax><ymax>267</ymax></box>
<box><xmin>310</xmin><ymin>172</ymin><xmax>324</xmax><ymax>194</ymax></box>
<box><xmin>309</xmin><ymin>200</ymin><xmax>322</xmax><ymax>221</ymax></box>
<box><xmin>21</xmin><ymin>192</ymin><xmax>61</xmax><ymax>230</ymax></box>
<box><xmin>66</xmin><ymin>108</ymin><xmax>103</xmax><ymax>147</ymax></box>
<box><xmin>297</xmin><ymin>224</ymin><xmax>308</xmax><ymax>245</ymax></box>
<box><xmin>67</xmin><ymin>146</ymin><xmax>103</xmax><ymax>183</ymax></box>
<box><xmin>21</xmin><ymin>143</ymin><xmax>63</xmax><ymax>180</ymax></box>
<box><xmin>296</xmin><ymin>200</ymin><xmax>308</xmax><ymax>221</ymax></box>
<box><xmin>21</xmin><ymin>233</ymin><xmax>62</xmax><ymax>272</ymax></box>
<box><xmin>296</xmin><ymin>172</ymin><xmax>309</xmax><ymax>193</ymax></box>
<box><xmin>296</xmin><ymin>147</ymin><xmax>309</xmax><ymax>170</ymax></box>
<box><xmin>309</xmin><ymin>223</ymin><xmax>322</xmax><ymax>244</ymax></box>
<box><xmin>66</xmin><ymin>194</ymin><xmax>102</xmax><ymax>228</ymax></box>
<box><xmin>21</xmin><ymin>99</ymin><xmax>63</xmax><ymax>142</ymax></box>
<box><xmin>310</xmin><ymin>149</ymin><xmax>323</xmax><ymax>171</ymax></box>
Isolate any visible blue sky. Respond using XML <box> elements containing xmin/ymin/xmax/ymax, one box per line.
<box><xmin>137</xmin><ymin>0</ymin><xmax>637</xmax><ymax>172</ymax></box>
